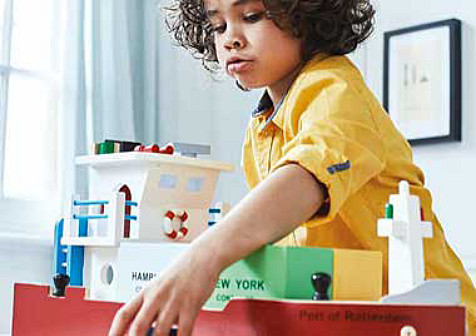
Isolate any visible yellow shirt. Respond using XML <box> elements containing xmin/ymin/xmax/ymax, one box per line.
<box><xmin>241</xmin><ymin>54</ymin><xmax>476</xmax><ymax>333</ymax></box>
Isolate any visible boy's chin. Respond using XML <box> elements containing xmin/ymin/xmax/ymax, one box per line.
<box><xmin>236</xmin><ymin>79</ymin><xmax>265</xmax><ymax>90</ymax></box>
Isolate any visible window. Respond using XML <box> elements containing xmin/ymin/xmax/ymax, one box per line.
<box><xmin>0</xmin><ymin>0</ymin><xmax>64</xmax><ymax>235</ymax></box>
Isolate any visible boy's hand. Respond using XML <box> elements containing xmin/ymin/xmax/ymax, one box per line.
<box><xmin>108</xmin><ymin>250</ymin><xmax>220</xmax><ymax>336</ymax></box>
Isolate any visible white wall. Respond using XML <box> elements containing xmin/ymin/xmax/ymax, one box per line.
<box><xmin>0</xmin><ymin>235</ymin><xmax>52</xmax><ymax>334</ymax></box>
<box><xmin>0</xmin><ymin>201</ymin><xmax>59</xmax><ymax>334</ymax></box>
<box><xmin>365</xmin><ymin>0</ymin><xmax>476</xmax><ymax>272</ymax></box>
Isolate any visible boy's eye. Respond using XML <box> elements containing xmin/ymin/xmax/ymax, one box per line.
<box><xmin>211</xmin><ymin>24</ymin><xmax>226</xmax><ymax>34</ymax></box>
<box><xmin>209</xmin><ymin>11</ymin><xmax>267</xmax><ymax>34</ymax></box>
<box><xmin>244</xmin><ymin>11</ymin><xmax>266</xmax><ymax>23</ymax></box>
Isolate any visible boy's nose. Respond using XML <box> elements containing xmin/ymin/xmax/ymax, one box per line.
<box><xmin>226</xmin><ymin>39</ymin><xmax>243</xmax><ymax>49</ymax></box>
<box><xmin>224</xmin><ymin>30</ymin><xmax>246</xmax><ymax>50</ymax></box>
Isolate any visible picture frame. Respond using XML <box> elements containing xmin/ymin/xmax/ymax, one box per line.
<box><xmin>383</xmin><ymin>19</ymin><xmax>462</xmax><ymax>145</ymax></box>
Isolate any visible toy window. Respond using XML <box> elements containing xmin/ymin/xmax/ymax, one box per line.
<box><xmin>159</xmin><ymin>174</ymin><xmax>177</xmax><ymax>189</ymax></box>
<box><xmin>186</xmin><ymin>177</ymin><xmax>204</xmax><ymax>193</ymax></box>
<box><xmin>119</xmin><ymin>185</ymin><xmax>132</xmax><ymax>239</ymax></box>
<box><xmin>100</xmin><ymin>264</ymin><xmax>115</xmax><ymax>286</ymax></box>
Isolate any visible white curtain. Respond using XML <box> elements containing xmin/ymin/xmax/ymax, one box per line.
<box><xmin>59</xmin><ymin>0</ymin><xmax>160</xmax><ymax>204</ymax></box>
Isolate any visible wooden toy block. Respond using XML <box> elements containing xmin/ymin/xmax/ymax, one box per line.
<box><xmin>333</xmin><ymin>249</ymin><xmax>382</xmax><ymax>301</ymax></box>
<box><xmin>172</xmin><ymin>143</ymin><xmax>210</xmax><ymax>157</ymax></box>
<box><xmin>99</xmin><ymin>142</ymin><xmax>115</xmax><ymax>154</ymax></box>
<box><xmin>105</xmin><ymin>139</ymin><xmax>142</xmax><ymax>152</ymax></box>
<box><xmin>91</xmin><ymin>143</ymin><xmax>101</xmax><ymax>155</ymax></box>
<box><xmin>206</xmin><ymin>245</ymin><xmax>382</xmax><ymax>309</ymax></box>
<box><xmin>114</xmin><ymin>243</ymin><xmax>381</xmax><ymax>309</ymax></box>
<box><xmin>121</xmin><ymin>141</ymin><xmax>142</xmax><ymax>152</ymax></box>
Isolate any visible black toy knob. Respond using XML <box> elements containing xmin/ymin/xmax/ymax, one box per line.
<box><xmin>147</xmin><ymin>326</ymin><xmax>177</xmax><ymax>336</ymax></box>
<box><xmin>53</xmin><ymin>273</ymin><xmax>70</xmax><ymax>297</ymax></box>
<box><xmin>311</xmin><ymin>272</ymin><xmax>331</xmax><ymax>300</ymax></box>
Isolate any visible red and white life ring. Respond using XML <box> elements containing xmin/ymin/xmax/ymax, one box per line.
<box><xmin>163</xmin><ymin>210</ymin><xmax>189</xmax><ymax>239</ymax></box>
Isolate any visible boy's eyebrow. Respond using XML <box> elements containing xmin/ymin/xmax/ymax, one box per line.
<box><xmin>206</xmin><ymin>0</ymin><xmax>261</xmax><ymax>18</ymax></box>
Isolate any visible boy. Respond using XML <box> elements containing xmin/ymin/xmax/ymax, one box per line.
<box><xmin>109</xmin><ymin>0</ymin><xmax>476</xmax><ymax>335</ymax></box>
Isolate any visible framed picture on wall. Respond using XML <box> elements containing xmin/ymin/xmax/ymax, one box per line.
<box><xmin>383</xmin><ymin>19</ymin><xmax>462</xmax><ymax>145</ymax></box>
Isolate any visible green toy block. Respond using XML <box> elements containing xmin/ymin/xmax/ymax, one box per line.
<box><xmin>99</xmin><ymin>142</ymin><xmax>115</xmax><ymax>154</ymax></box>
<box><xmin>205</xmin><ymin>245</ymin><xmax>333</xmax><ymax>309</ymax></box>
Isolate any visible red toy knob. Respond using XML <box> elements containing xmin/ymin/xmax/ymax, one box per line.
<box><xmin>159</xmin><ymin>144</ymin><xmax>174</xmax><ymax>155</ymax></box>
<box><xmin>143</xmin><ymin>144</ymin><xmax>160</xmax><ymax>153</ymax></box>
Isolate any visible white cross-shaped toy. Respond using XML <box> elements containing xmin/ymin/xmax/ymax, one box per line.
<box><xmin>378</xmin><ymin>181</ymin><xmax>433</xmax><ymax>295</ymax></box>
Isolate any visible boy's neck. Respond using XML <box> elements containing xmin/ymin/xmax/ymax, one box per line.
<box><xmin>266</xmin><ymin>63</ymin><xmax>304</xmax><ymax>109</ymax></box>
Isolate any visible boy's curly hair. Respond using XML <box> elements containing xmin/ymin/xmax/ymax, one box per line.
<box><xmin>164</xmin><ymin>0</ymin><xmax>375</xmax><ymax>72</ymax></box>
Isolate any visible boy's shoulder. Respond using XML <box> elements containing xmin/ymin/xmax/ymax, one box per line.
<box><xmin>278</xmin><ymin>54</ymin><xmax>382</xmax><ymax>128</ymax></box>
<box><xmin>294</xmin><ymin>54</ymin><xmax>362</xmax><ymax>88</ymax></box>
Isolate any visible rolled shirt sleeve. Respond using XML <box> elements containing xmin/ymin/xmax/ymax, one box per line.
<box><xmin>271</xmin><ymin>78</ymin><xmax>387</xmax><ymax>227</ymax></box>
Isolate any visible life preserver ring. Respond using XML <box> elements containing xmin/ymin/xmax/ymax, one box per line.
<box><xmin>163</xmin><ymin>210</ymin><xmax>189</xmax><ymax>239</ymax></box>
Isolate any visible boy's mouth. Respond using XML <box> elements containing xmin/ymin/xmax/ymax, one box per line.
<box><xmin>226</xmin><ymin>58</ymin><xmax>253</xmax><ymax>73</ymax></box>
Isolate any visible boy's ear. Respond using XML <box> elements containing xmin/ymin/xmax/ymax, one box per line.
<box><xmin>235</xmin><ymin>80</ymin><xmax>250</xmax><ymax>92</ymax></box>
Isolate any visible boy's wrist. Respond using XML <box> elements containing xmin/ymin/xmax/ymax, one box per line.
<box><xmin>186</xmin><ymin>234</ymin><xmax>230</xmax><ymax>277</ymax></box>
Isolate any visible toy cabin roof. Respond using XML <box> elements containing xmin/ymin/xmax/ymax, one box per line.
<box><xmin>76</xmin><ymin>152</ymin><xmax>234</xmax><ymax>172</ymax></box>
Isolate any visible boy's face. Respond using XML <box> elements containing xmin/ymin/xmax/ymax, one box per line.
<box><xmin>205</xmin><ymin>0</ymin><xmax>302</xmax><ymax>91</ymax></box>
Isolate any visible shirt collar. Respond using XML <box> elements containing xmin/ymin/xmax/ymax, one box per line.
<box><xmin>260</xmin><ymin>92</ymin><xmax>286</xmax><ymax>131</ymax></box>
<box><xmin>251</xmin><ymin>53</ymin><xmax>331</xmax><ymax>131</ymax></box>
<box><xmin>251</xmin><ymin>89</ymin><xmax>287</xmax><ymax>133</ymax></box>
<box><xmin>251</xmin><ymin>90</ymin><xmax>273</xmax><ymax>117</ymax></box>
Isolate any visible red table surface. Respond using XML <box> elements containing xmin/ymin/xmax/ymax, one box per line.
<box><xmin>12</xmin><ymin>283</ymin><xmax>466</xmax><ymax>336</ymax></box>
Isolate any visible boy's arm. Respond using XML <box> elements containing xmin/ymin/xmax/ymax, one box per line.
<box><xmin>109</xmin><ymin>163</ymin><xmax>326</xmax><ymax>336</ymax></box>
<box><xmin>200</xmin><ymin>163</ymin><xmax>326</xmax><ymax>269</ymax></box>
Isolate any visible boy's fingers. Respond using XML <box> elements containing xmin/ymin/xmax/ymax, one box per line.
<box><xmin>177</xmin><ymin>307</ymin><xmax>198</xmax><ymax>336</ymax></box>
<box><xmin>108</xmin><ymin>293</ymin><xmax>144</xmax><ymax>336</ymax></box>
<box><xmin>129</xmin><ymin>293</ymin><xmax>164</xmax><ymax>336</ymax></box>
<box><xmin>152</xmin><ymin>302</ymin><xmax>178</xmax><ymax>336</ymax></box>
<box><xmin>177</xmin><ymin>316</ymin><xmax>195</xmax><ymax>336</ymax></box>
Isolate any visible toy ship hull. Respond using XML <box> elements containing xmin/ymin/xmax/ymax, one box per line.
<box><xmin>12</xmin><ymin>283</ymin><xmax>465</xmax><ymax>336</ymax></box>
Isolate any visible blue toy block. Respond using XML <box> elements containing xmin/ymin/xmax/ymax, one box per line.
<box><xmin>79</xmin><ymin>217</ymin><xmax>88</xmax><ymax>237</ymax></box>
<box><xmin>67</xmin><ymin>245</ymin><xmax>84</xmax><ymax>286</ymax></box>
<box><xmin>67</xmin><ymin>218</ymin><xmax>88</xmax><ymax>286</ymax></box>
<box><xmin>53</xmin><ymin>219</ymin><xmax>67</xmax><ymax>275</ymax></box>
<box><xmin>208</xmin><ymin>207</ymin><xmax>221</xmax><ymax>227</ymax></box>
